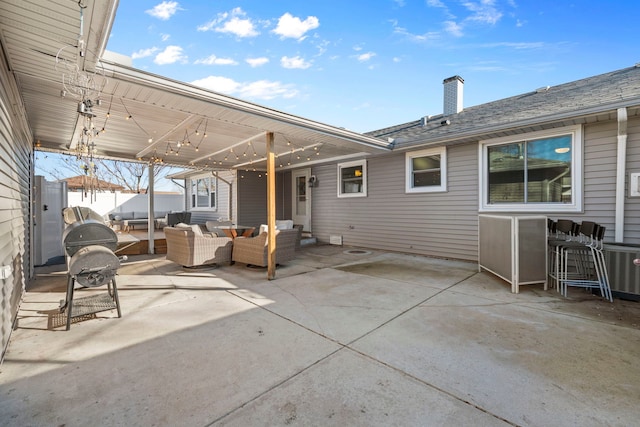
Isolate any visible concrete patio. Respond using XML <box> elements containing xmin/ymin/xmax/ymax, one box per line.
<box><xmin>1</xmin><ymin>244</ymin><xmax>639</xmax><ymax>426</ymax></box>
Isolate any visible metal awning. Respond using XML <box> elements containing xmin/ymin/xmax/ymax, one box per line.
<box><xmin>0</xmin><ymin>0</ymin><xmax>391</xmax><ymax>279</ymax></box>
<box><xmin>0</xmin><ymin>0</ymin><xmax>391</xmax><ymax>171</ymax></box>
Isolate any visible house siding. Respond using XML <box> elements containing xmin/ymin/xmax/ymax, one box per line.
<box><xmin>625</xmin><ymin>116</ymin><xmax>640</xmax><ymax>242</ymax></box>
<box><xmin>312</xmin><ymin>143</ymin><xmax>479</xmax><ymax>261</ymax></box>
<box><xmin>0</xmin><ymin>46</ymin><xmax>33</xmax><ymax>360</ymax></box>
<box><xmin>236</xmin><ymin>171</ymin><xmax>293</xmax><ymax>229</ymax></box>
<box><xmin>311</xmin><ymin>117</ymin><xmax>640</xmax><ymax>262</ymax></box>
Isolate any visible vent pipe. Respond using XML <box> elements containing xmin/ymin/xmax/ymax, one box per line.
<box><xmin>443</xmin><ymin>75</ymin><xmax>464</xmax><ymax>116</ymax></box>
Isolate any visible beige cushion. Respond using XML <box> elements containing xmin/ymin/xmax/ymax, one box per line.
<box><xmin>276</xmin><ymin>220</ymin><xmax>294</xmax><ymax>230</ymax></box>
<box><xmin>175</xmin><ymin>222</ymin><xmax>204</xmax><ymax>237</ymax></box>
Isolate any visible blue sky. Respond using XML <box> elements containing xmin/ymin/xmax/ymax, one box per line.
<box><xmin>105</xmin><ymin>1</ymin><xmax>640</xmax><ymax>134</ymax></box>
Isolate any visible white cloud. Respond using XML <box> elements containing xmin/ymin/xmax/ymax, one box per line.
<box><xmin>240</xmin><ymin>80</ymin><xmax>299</xmax><ymax>100</ymax></box>
<box><xmin>479</xmin><ymin>41</ymin><xmax>545</xmax><ymax>49</ymax></box>
<box><xmin>393</xmin><ymin>57</ymin><xmax>401</xmax><ymax>63</ymax></box>
<box><xmin>356</xmin><ymin>52</ymin><xmax>376</xmax><ymax>62</ymax></box>
<box><xmin>191</xmin><ymin>76</ymin><xmax>298</xmax><ymax>100</ymax></box>
<box><xmin>132</xmin><ymin>47</ymin><xmax>159</xmax><ymax>59</ymax></box>
<box><xmin>194</xmin><ymin>55</ymin><xmax>238</xmax><ymax>65</ymax></box>
<box><xmin>160</xmin><ymin>33</ymin><xmax>170</xmax><ymax>42</ymax></box>
<box><xmin>154</xmin><ymin>45</ymin><xmax>187</xmax><ymax>65</ymax></box>
<box><xmin>246</xmin><ymin>57</ymin><xmax>269</xmax><ymax>67</ymax></box>
<box><xmin>392</xmin><ymin>21</ymin><xmax>440</xmax><ymax>43</ymax></box>
<box><xmin>444</xmin><ymin>21</ymin><xmax>464</xmax><ymax>37</ymax></box>
<box><xmin>462</xmin><ymin>0</ymin><xmax>503</xmax><ymax>25</ymax></box>
<box><xmin>146</xmin><ymin>1</ymin><xmax>181</xmax><ymax>20</ymax></box>
<box><xmin>197</xmin><ymin>7</ymin><xmax>259</xmax><ymax>38</ymax></box>
<box><xmin>272</xmin><ymin>13</ymin><xmax>319</xmax><ymax>40</ymax></box>
<box><xmin>426</xmin><ymin>0</ymin><xmax>446</xmax><ymax>7</ymax></box>
<box><xmin>191</xmin><ymin>76</ymin><xmax>240</xmax><ymax>93</ymax></box>
<box><xmin>281</xmin><ymin>56</ymin><xmax>312</xmax><ymax>69</ymax></box>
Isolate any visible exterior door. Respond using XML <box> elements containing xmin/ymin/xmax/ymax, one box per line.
<box><xmin>292</xmin><ymin>168</ymin><xmax>311</xmax><ymax>232</ymax></box>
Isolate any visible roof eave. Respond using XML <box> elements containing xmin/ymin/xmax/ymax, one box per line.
<box><xmin>392</xmin><ymin>98</ymin><xmax>640</xmax><ymax>149</ymax></box>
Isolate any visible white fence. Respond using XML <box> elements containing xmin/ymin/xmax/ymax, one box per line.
<box><xmin>67</xmin><ymin>191</ymin><xmax>185</xmax><ymax>217</ymax></box>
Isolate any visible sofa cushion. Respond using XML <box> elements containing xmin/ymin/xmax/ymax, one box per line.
<box><xmin>119</xmin><ymin>211</ymin><xmax>135</xmax><ymax>220</ymax></box>
<box><xmin>175</xmin><ymin>222</ymin><xmax>203</xmax><ymax>237</ymax></box>
<box><xmin>276</xmin><ymin>219</ymin><xmax>294</xmax><ymax>230</ymax></box>
<box><xmin>259</xmin><ymin>220</ymin><xmax>294</xmax><ymax>234</ymax></box>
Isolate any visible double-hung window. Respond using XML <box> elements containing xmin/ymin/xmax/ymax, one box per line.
<box><xmin>337</xmin><ymin>160</ymin><xmax>367</xmax><ymax>197</ymax></box>
<box><xmin>479</xmin><ymin>125</ymin><xmax>582</xmax><ymax>212</ymax></box>
<box><xmin>191</xmin><ymin>176</ymin><xmax>217</xmax><ymax>209</ymax></box>
<box><xmin>405</xmin><ymin>147</ymin><xmax>447</xmax><ymax>193</ymax></box>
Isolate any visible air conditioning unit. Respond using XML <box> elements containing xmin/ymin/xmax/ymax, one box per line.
<box><xmin>329</xmin><ymin>235</ymin><xmax>343</xmax><ymax>245</ymax></box>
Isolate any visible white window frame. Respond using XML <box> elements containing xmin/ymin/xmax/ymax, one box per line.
<box><xmin>337</xmin><ymin>159</ymin><xmax>367</xmax><ymax>198</ymax></box>
<box><xmin>405</xmin><ymin>146</ymin><xmax>447</xmax><ymax>193</ymax></box>
<box><xmin>479</xmin><ymin>124</ymin><xmax>583</xmax><ymax>213</ymax></box>
<box><xmin>190</xmin><ymin>175</ymin><xmax>217</xmax><ymax>211</ymax></box>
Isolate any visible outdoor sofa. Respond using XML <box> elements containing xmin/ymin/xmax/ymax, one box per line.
<box><xmin>108</xmin><ymin>211</ymin><xmax>190</xmax><ymax>231</ymax></box>
<box><xmin>232</xmin><ymin>228</ymin><xmax>299</xmax><ymax>267</ymax></box>
<box><xmin>164</xmin><ymin>224</ymin><xmax>233</xmax><ymax>268</ymax></box>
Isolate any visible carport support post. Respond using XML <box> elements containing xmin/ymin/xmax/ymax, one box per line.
<box><xmin>266</xmin><ymin>131</ymin><xmax>276</xmax><ymax>280</ymax></box>
<box><xmin>148</xmin><ymin>162</ymin><xmax>155</xmax><ymax>254</ymax></box>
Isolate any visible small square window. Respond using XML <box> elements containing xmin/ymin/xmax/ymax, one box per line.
<box><xmin>337</xmin><ymin>160</ymin><xmax>367</xmax><ymax>198</ymax></box>
<box><xmin>191</xmin><ymin>176</ymin><xmax>217</xmax><ymax>210</ymax></box>
<box><xmin>405</xmin><ymin>147</ymin><xmax>447</xmax><ymax>193</ymax></box>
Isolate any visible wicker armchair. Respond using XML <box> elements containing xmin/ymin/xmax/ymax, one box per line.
<box><xmin>164</xmin><ymin>226</ymin><xmax>233</xmax><ymax>267</ymax></box>
<box><xmin>232</xmin><ymin>229</ymin><xmax>299</xmax><ymax>267</ymax></box>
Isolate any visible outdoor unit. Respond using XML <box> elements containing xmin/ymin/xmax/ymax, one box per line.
<box><xmin>329</xmin><ymin>235</ymin><xmax>343</xmax><ymax>245</ymax></box>
<box><xmin>604</xmin><ymin>244</ymin><xmax>640</xmax><ymax>300</ymax></box>
<box><xmin>478</xmin><ymin>214</ymin><xmax>548</xmax><ymax>293</ymax></box>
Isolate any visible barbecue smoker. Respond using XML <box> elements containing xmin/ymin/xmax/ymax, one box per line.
<box><xmin>60</xmin><ymin>207</ymin><xmax>123</xmax><ymax>330</ymax></box>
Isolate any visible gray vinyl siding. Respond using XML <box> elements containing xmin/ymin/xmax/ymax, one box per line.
<box><xmin>237</xmin><ymin>171</ymin><xmax>292</xmax><ymax>229</ymax></box>
<box><xmin>311</xmin><ymin>142</ymin><xmax>479</xmax><ymax>261</ymax></box>
<box><xmin>0</xmin><ymin>46</ymin><xmax>33</xmax><ymax>361</ymax></box>
<box><xmin>237</xmin><ymin>172</ymin><xmax>266</xmax><ymax>228</ymax></box>
<box><xmin>542</xmin><ymin>119</ymin><xmax>632</xmax><ymax>243</ymax></box>
<box><xmin>311</xmin><ymin>116</ymin><xmax>640</xmax><ymax>261</ymax></box>
<box><xmin>580</xmin><ymin>120</ymin><xmax>618</xmax><ymax>240</ymax></box>
<box><xmin>625</xmin><ymin>116</ymin><xmax>640</xmax><ymax>242</ymax></box>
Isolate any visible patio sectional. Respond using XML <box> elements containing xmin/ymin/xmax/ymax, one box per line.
<box><xmin>164</xmin><ymin>225</ymin><xmax>233</xmax><ymax>267</ymax></box>
<box><xmin>108</xmin><ymin>211</ymin><xmax>189</xmax><ymax>231</ymax></box>
<box><xmin>232</xmin><ymin>229</ymin><xmax>299</xmax><ymax>267</ymax></box>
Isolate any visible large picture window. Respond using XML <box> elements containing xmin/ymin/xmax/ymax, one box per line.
<box><xmin>405</xmin><ymin>147</ymin><xmax>447</xmax><ymax>193</ymax></box>
<box><xmin>479</xmin><ymin>125</ymin><xmax>582</xmax><ymax>212</ymax></box>
<box><xmin>191</xmin><ymin>176</ymin><xmax>216</xmax><ymax>209</ymax></box>
<box><xmin>338</xmin><ymin>160</ymin><xmax>367</xmax><ymax>198</ymax></box>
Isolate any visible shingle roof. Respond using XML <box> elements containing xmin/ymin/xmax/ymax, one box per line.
<box><xmin>367</xmin><ymin>65</ymin><xmax>640</xmax><ymax>149</ymax></box>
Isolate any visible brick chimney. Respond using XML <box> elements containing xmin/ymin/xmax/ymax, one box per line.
<box><xmin>443</xmin><ymin>75</ymin><xmax>464</xmax><ymax>116</ymax></box>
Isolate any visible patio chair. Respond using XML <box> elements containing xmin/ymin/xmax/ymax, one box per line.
<box><xmin>232</xmin><ymin>228</ymin><xmax>298</xmax><ymax>267</ymax></box>
<box><xmin>164</xmin><ymin>226</ymin><xmax>233</xmax><ymax>268</ymax></box>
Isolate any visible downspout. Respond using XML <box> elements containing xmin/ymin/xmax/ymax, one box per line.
<box><xmin>212</xmin><ymin>171</ymin><xmax>233</xmax><ymax>221</ymax></box>
<box><xmin>615</xmin><ymin>107</ymin><xmax>628</xmax><ymax>243</ymax></box>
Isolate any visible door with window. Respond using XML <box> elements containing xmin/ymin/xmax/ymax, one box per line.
<box><xmin>292</xmin><ymin>168</ymin><xmax>311</xmax><ymax>232</ymax></box>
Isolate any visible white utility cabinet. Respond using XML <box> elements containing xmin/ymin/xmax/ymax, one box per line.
<box><xmin>478</xmin><ymin>214</ymin><xmax>548</xmax><ymax>293</ymax></box>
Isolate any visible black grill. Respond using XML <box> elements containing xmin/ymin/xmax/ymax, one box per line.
<box><xmin>59</xmin><ymin>207</ymin><xmax>122</xmax><ymax>330</ymax></box>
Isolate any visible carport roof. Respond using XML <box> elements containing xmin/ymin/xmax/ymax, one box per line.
<box><xmin>1</xmin><ymin>0</ymin><xmax>391</xmax><ymax>172</ymax></box>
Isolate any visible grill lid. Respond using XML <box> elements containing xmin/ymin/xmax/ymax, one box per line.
<box><xmin>63</xmin><ymin>219</ymin><xmax>118</xmax><ymax>256</ymax></box>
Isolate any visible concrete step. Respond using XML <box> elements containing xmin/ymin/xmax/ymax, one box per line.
<box><xmin>301</xmin><ymin>237</ymin><xmax>317</xmax><ymax>247</ymax></box>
